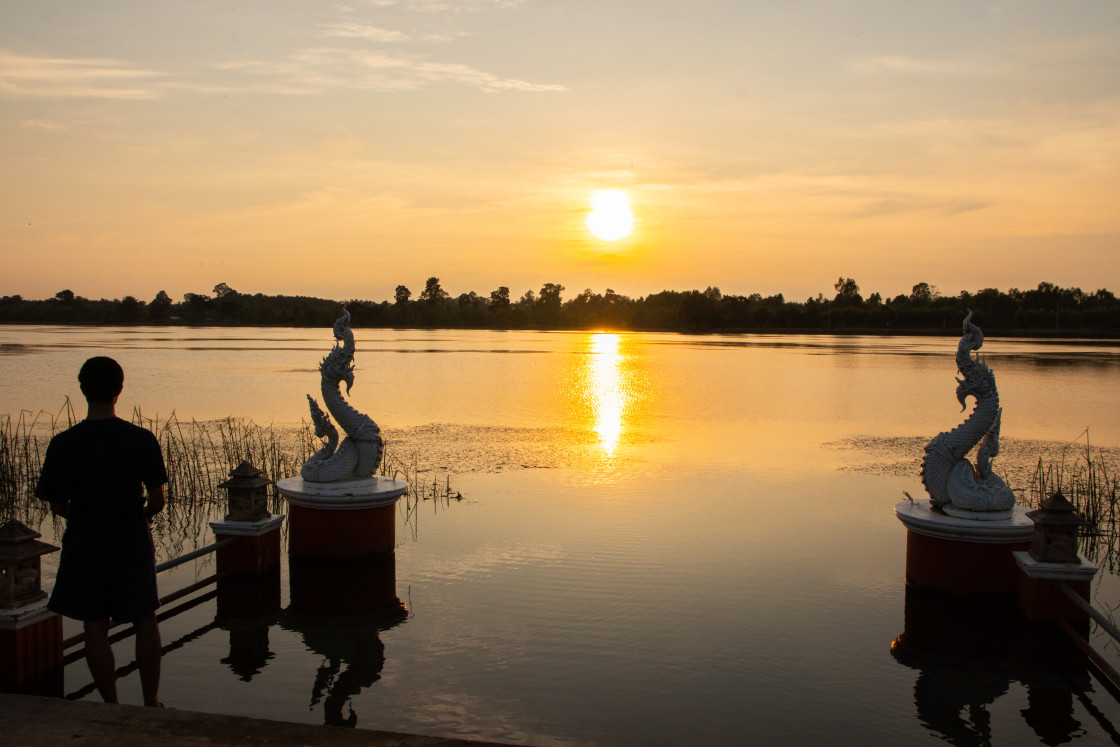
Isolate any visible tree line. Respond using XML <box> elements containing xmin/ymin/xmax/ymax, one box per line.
<box><xmin>2</xmin><ymin>278</ymin><xmax>1118</xmax><ymax>335</ymax></box>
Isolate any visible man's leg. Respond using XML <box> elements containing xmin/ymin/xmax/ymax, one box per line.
<box><xmin>134</xmin><ymin>611</ymin><xmax>162</xmax><ymax>706</ymax></box>
<box><xmin>83</xmin><ymin>619</ymin><xmax>118</xmax><ymax>704</ymax></box>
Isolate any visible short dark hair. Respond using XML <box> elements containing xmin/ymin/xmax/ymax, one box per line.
<box><xmin>78</xmin><ymin>356</ymin><xmax>124</xmax><ymax>402</ymax></box>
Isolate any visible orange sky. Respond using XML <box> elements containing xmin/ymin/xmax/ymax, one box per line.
<box><xmin>2</xmin><ymin>1</ymin><xmax>1118</xmax><ymax>304</ymax></box>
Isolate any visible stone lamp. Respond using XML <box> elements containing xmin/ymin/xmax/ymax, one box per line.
<box><xmin>219</xmin><ymin>461</ymin><xmax>273</xmax><ymax>522</ymax></box>
<box><xmin>1026</xmin><ymin>491</ymin><xmax>1089</xmax><ymax>564</ymax></box>
<box><xmin>0</xmin><ymin>521</ymin><xmax>58</xmax><ymax>610</ymax></box>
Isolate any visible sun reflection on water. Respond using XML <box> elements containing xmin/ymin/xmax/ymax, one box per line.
<box><xmin>589</xmin><ymin>333</ymin><xmax>625</xmax><ymax>454</ymax></box>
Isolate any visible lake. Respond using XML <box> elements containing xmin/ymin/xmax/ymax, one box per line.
<box><xmin>3</xmin><ymin>323</ymin><xmax>1120</xmax><ymax>745</ymax></box>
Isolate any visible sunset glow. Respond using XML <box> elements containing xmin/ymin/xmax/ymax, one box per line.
<box><xmin>1</xmin><ymin>4</ymin><xmax>1118</xmax><ymax>302</ymax></box>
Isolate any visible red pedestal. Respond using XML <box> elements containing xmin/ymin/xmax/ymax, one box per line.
<box><xmin>1013</xmin><ymin>551</ymin><xmax>1098</xmax><ymax>622</ymax></box>
<box><xmin>212</xmin><ymin>526</ymin><xmax>282</xmax><ymax>577</ymax></box>
<box><xmin>0</xmin><ymin>610</ymin><xmax>63</xmax><ymax>696</ymax></box>
<box><xmin>896</xmin><ymin>500</ymin><xmax>1035</xmax><ymax>598</ymax></box>
<box><xmin>905</xmin><ymin>530</ymin><xmax>1031</xmax><ymax>596</ymax></box>
<box><xmin>288</xmin><ymin>503</ymin><xmax>396</xmax><ymax>560</ymax></box>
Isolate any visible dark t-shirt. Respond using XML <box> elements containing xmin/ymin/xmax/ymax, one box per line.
<box><xmin>35</xmin><ymin>417</ymin><xmax>169</xmax><ymax>621</ymax></box>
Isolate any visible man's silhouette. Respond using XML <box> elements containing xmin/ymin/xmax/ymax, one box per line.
<box><xmin>36</xmin><ymin>356</ymin><xmax>167</xmax><ymax>706</ymax></box>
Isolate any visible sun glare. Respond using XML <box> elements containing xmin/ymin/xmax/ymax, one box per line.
<box><xmin>586</xmin><ymin>190</ymin><xmax>633</xmax><ymax>241</ymax></box>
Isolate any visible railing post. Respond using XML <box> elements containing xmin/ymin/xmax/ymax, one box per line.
<box><xmin>209</xmin><ymin>462</ymin><xmax>284</xmax><ymax>623</ymax></box>
<box><xmin>0</xmin><ymin>521</ymin><xmax>63</xmax><ymax>696</ymax></box>
<box><xmin>1013</xmin><ymin>491</ymin><xmax>1098</xmax><ymax>623</ymax></box>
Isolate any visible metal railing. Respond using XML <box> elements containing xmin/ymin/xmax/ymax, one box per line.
<box><xmin>61</xmin><ymin>537</ymin><xmax>236</xmax><ymax>658</ymax></box>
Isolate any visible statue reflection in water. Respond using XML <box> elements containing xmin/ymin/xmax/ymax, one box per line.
<box><xmin>891</xmin><ymin>586</ymin><xmax>1106</xmax><ymax>745</ymax></box>
<box><xmin>282</xmin><ymin>553</ymin><xmax>407</xmax><ymax>727</ymax></box>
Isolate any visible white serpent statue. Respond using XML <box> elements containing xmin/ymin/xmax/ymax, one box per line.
<box><xmin>920</xmin><ymin>311</ymin><xmax>1017</xmax><ymax>515</ymax></box>
<box><xmin>300</xmin><ymin>309</ymin><xmax>383</xmax><ymax>482</ymax></box>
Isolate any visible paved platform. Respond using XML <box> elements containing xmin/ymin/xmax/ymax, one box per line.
<box><xmin>0</xmin><ymin>694</ymin><xmax>521</xmax><ymax>746</ymax></box>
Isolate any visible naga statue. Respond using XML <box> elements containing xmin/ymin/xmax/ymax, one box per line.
<box><xmin>920</xmin><ymin>311</ymin><xmax>1016</xmax><ymax>516</ymax></box>
<box><xmin>300</xmin><ymin>309</ymin><xmax>383</xmax><ymax>483</ymax></box>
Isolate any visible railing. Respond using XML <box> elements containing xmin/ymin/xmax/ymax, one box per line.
<box><xmin>1054</xmin><ymin>581</ymin><xmax>1120</xmax><ymax>701</ymax></box>
<box><xmin>60</xmin><ymin>537</ymin><xmax>237</xmax><ymax>661</ymax></box>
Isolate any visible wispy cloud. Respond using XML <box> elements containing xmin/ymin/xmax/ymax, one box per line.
<box><xmin>359</xmin><ymin>0</ymin><xmax>525</xmax><ymax>11</ymax></box>
<box><xmin>215</xmin><ymin>47</ymin><xmax>566</xmax><ymax>93</ymax></box>
<box><xmin>847</xmin><ymin>55</ymin><xmax>1001</xmax><ymax>76</ymax></box>
<box><xmin>19</xmin><ymin>119</ymin><xmax>68</xmax><ymax>131</ymax></box>
<box><xmin>0</xmin><ymin>51</ymin><xmax>163</xmax><ymax>99</ymax></box>
<box><xmin>318</xmin><ymin>21</ymin><xmax>411</xmax><ymax>42</ymax></box>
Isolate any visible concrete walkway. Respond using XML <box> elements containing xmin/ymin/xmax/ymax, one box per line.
<box><xmin>0</xmin><ymin>694</ymin><xmax>522</xmax><ymax>746</ymax></box>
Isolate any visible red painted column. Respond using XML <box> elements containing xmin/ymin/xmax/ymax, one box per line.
<box><xmin>0</xmin><ymin>611</ymin><xmax>63</xmax><ymax>696</ymax></box>
<box><xmin>896</xmin><ymin>500</ymin><xmax>1035</xmax><ymax>597</ymax></box>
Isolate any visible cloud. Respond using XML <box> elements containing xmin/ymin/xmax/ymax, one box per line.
<box><xmin>215</xmin><ymin>47</ymin><xmax>566</xmax><ymax>93</ymax></box>
<box><xmin>846</xmin><ymin>55</ymin><xmax>1001</xmax><ymax>76</ymax></box>
<box><xmin>318</xmin><ymin>21</ymin><xmax>411</xmax><ymax>42</ymax></box>
<box><xmin>19</xmin><ymin>119</ymin><xmax>68</xmax><ymax>131</ymax></box>
<box><xmin>360</xmin><ymin>0</ymin><xmax>525</xmax><ymax>11</ymax></box>
<box><xmin>0</xmin><ymin>51</ymin><xmax>163</xmax><ymax>99</ymax></box>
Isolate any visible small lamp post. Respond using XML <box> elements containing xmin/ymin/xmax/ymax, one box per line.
<box><xmin>1026</xmin><ymin>491</ymin><xmax>1089</xmax><ymax>565</ymax></box>
<box><xmin>219</xmin><ymin>461</ymin><xmax>273</xmax><ymax>522</ymax></box>
<box><xmin>0</xmin><ymin>520</ymin><xmax>58</xmax><ymax>610</ymax></box>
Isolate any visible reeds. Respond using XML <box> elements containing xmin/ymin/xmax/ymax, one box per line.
<box><xmin>1</xmin><ymin>404</ymin><xmax>457</xmax><ymax>555</ymax></box>
<box><xmin>1030</xmin><ymin>432</ymin><xmax>1120</xmax><ymax>571</ymax></box>
<box><xmin>0</xmin><ymin>401</ymin><xmax>78</xmax><ymax>526</ymax></box>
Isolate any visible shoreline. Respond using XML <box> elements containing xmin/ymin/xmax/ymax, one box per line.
<box><xmin>2</xmin><ymin>319</ymin><xmax>1119</xmax><ymax>341</ymax></box>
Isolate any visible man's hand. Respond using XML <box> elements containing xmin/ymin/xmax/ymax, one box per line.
<box><xmin>144</xmin><ymin>484</ymin><xmax>166</xmax><ymax>521</ymax></box>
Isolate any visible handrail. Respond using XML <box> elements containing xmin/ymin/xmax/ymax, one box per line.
<box><xmin>61</xmin><ymin>536</ymin><xmax>237</xmax><ymax>654</ymax></box>
<box><xmin>61</xmin><ymin>572</ymin><xmax>229</xmax><ymax>650</ymax></box>
<box><xmin>1058</xmin><ymin>581</ymin><xmax>1120</xmax><ymax>643</ymax></box>
<box><xmin>155</xmin><ymin>537</ymin><xmax>236</xmax><ymax>573</ymax></box>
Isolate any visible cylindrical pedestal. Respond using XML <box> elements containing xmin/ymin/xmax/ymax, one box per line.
<box><xmin>0</xmin><ymin>606</ymin><xmax>63</xmax><ymax>696</ymax></box>
<box><xmin>277</xmin><ymin>476</ymin><xmax>408</xmax><ymax>561</ymax></box>
<box><xmin>896</xmin><ymin>500</ymin><xmax>1034</xmax><ymax>596</ymax></box>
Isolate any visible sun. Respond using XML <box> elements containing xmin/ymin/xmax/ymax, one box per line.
<box><xmin>586</xmin><ymin>190</ymin><xmax>633</xmax><ymax>241</ymax></box>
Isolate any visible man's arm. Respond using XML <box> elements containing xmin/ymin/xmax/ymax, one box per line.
<box><xmin>144</xmin><ymin>484</ymin><xmax>166</xmax><ymax>521</ymax></box>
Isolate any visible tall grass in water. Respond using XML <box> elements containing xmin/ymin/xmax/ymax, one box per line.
<box><xmin>1030</xmin><ymin>433</ymin><xmax>1120</xmax><ymax>572</ymax></box>
<box><xmin>0</xmin><ymin>401</ymin><xmax>79</xmax><ymax>527</ymax></box>
<box><xmin>2</xmin><ymin>405</ymin><xmax>456</xmax><ymax>561</ymax></box>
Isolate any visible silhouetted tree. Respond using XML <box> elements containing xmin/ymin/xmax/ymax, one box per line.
<box><xmin>489</xmin><ymin>286</ymin><xmax>510</xmax><ymax>310</ymax></box>
<box><xmin>419</xmin><ymin>277</ymin><xmax>449</xmax><ymax>304</ymax></box>
<box><xmin>394</xmin><ymin>285</ymin><xmax>411</xmax><ymax>305</ymax></box>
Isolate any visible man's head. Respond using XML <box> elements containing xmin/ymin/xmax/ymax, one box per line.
<box><xmin>78</xmin><ymin>356</ymin><xmax>124</xmax><ymax>403</ymax></box>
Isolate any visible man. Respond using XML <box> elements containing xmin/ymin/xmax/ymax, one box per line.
<box><xmin>35</xmin><ymin>356</ymin><xmax>167</xmax><ymax>706</ymax></box>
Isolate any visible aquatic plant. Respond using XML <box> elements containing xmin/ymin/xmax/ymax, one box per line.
<box><xmin>1030</xmin><ymin>431</ymin><xmax>1120</xmax><ymax>571</ymax></box>
<box><xmin>1</xmin><ymin>404</ymin><xmax>457</xmax><ymax>551</ymax></box>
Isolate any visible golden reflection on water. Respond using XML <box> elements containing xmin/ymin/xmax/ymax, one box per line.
<box><xmin>571</xmin><ymin>333</ymin><xmax>644</xmax><ymax>459</ymax></box>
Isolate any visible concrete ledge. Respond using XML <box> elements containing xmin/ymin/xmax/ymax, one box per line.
<box><xmin>0</xmin><ymin>693</ymin><xmax>522</xmax><ymax>746</ymax></box>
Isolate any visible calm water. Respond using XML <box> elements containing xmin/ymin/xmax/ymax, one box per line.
<box><xmin>4</xmin><ymin>324</ymin><xmax>1120</xmax><ymax>745</ymax></box>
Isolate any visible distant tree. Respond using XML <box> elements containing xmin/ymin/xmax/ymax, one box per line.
<box><xmin>833</xmin><ymin>277</ymin><xmax>862</xmax><ymax>305</ymax></box>
<box><xmin>419</xmin><ymin>277</ymin><xmax>449</xmax><ymax>304</ymax></box>
<box><xmin>120</xmin><ymin>295</ymin><xmax>142</xmax><ymax>322</ymax></box>
<box><xmin>518</xmin><ymin>289</ymin><xmax>536</xmax><ymax>307</ymax></box>
<box><xmin>489</xmin><ymin>286</ymin><xmax>511</xmax><ymax>310</ymax></box>
<box><xmin>703</xmin><ymin>286</ymin><xmax>722</xmax><ymax>302</ymax></box>
<box><xmin>55</xmin><ymin>289</ymin><xmax>75</xmax><ymax>305</ymax></box>
<box><xmin>213</xmin><ymin>282</ymin><xmax>237</xmax><ymax>298</ymax></box>
<box><xmin>538</xmin><ymin>283</ymin><xmax>565</xmax><ymax>308</ymax></box>
<box><xmin>148</xmin><ymin>290</ymin><xmax>172</xmax><ymax>321</ymax></box>
<box><xmin>910</xmin><ymin>282</ymin><xmax>938</xmax><ymax>303</ymax></box>
<box><xmin>867</xmin><ymin>292</ymin><xmax>882</xmax><ymax>306</ymax></box>
<box><xmin>394</xmin><ymin>285</ymin><xmax>411</xmax><ymax>305</ymax></box>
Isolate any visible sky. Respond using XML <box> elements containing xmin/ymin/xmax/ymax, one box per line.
<box><xmin>2</xmin><ymin>0</ymin><xmax>1118</xmax><ymax>305</ymax></box>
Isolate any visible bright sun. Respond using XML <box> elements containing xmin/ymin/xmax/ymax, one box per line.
<box><xmin>586</xmin><ymin>190</ymin><xmax>633</xmax><ymax>241</ymax></box>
